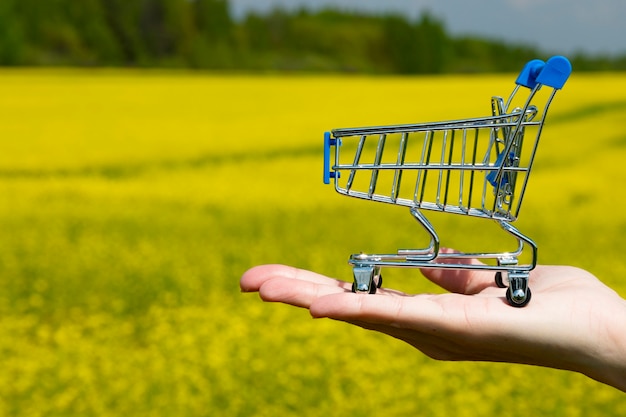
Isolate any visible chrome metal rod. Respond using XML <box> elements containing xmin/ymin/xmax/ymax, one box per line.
<box><xmin>368</xmin><ymin>134</ymin><xmax>386</xmax><ymax>197</ymax></box>
<box><xmin>391</xmin><ymin>132</ymin><xmax>409</xmax><ymax>202</ymax></box>
<box><xmin>346</xmin><ymin>135</ymin><xmax>366</xmax><ymax>191</ymax></box>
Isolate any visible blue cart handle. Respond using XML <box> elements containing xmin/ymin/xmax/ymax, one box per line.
<box><xmin>537</xmin><ymin>56</ymin><xmax>572</xmax><ymax>89</ymax></box>
<box><xmin>516</xmin><ymin>56</ymin><xmax>571</xmax><ymax>90</ymax></box>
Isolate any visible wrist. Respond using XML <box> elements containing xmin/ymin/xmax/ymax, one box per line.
<box><xmin>583</xmin><ymin>297</ymin><xmax>626</xmax><ymax>392</ymax></box>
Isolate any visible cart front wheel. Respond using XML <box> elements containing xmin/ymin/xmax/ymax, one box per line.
<box><xmin>495</xmin><ymin>271</ymin><xmax>507</xmax><ymax>288</ymax></box>
<box><xmin>351</xmin><ymin>265</ymin><xmax>378</xmax><ymax>294</ymax></box>
<box><xmin>506</xmin><ymin>287</ymin><xmax>532</xmax><ymax>307</ymax></box>
<box><xmin>352</xmin><ymin>281</ymin><xmax>377</xmax><ymax>294</ymax></box>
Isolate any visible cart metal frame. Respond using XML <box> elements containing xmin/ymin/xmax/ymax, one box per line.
<box><xmin>323</xmin><ymin>56</ymin><xmax>572</xmax><ymax>307</ymax></box>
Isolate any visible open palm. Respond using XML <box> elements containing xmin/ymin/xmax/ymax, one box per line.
<box><xmin>241</xmin><ymin>259</ymin><xmax>626</xmax><ymax>392</ymax></box>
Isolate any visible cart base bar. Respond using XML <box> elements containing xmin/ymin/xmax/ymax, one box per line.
<box><xmin>349</xmin><ymin>253</ymin><xmax>533</xmax><ymax>307</ymax></box>
<box><xmin>346</xmin><ymin>207</ymin><xmax>537</xmax><ymax>307</ymax></box>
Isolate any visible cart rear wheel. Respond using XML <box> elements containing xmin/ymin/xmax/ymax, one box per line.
<box><xmin>506</xmin><ymin>286</ymin><xmax>531</xmax><ymax>307</ymax></box>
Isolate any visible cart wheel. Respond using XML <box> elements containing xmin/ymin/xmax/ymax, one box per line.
<box><xmin>495</xmin><ymin>272</ymin><xmax>507</xmax><ymax>288</ymax></box>
<box><xmin>352</xmin><ymin>265</ymin><xmax>378</xmax><ymax>294</ymax></box>
<box><xmin>506</xmin><ymin>287</ymin><xmax>532</xmax><ymax>307</ymax></box>
<box><xmin>351</xmin><ymin>281</ymin><xmax>377</xmax><ymax>294</ymax></box>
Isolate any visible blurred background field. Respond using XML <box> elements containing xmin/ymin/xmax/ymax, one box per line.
<box><xmin>1</xmin><ymin>0</ymin><xmax>626</xmax><ymax>416</ymax></box>
<box><xmin>1</xmin><ymin>69</ymin><xmax>625</xmax><ymax>416</ymax></box>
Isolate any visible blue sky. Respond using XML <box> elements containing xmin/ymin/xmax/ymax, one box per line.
<box><xmin>230</xmin><ymin>0</ymin><xmax>626</xmax><ymax>55</ymax></box>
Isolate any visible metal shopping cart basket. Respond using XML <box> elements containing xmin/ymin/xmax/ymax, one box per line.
<box><xmin>323</xmin><ymin>56</ymin><xmax>572</xmax><ymax>307</ymax></box>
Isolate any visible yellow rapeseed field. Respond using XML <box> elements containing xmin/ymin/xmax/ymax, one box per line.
<box><xmin>1</xmin><ymin>68</ymin><xmax>625</xmax><ymax>416</ymax></box>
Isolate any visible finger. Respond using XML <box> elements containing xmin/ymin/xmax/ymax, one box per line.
<box><xmin>420</xmin><ymin>251</ymin><xmax>497</xmax><ymax>294</ymax></box>
<box><xmin>309</xmin><ymin>291</ymin><xmax>447</xmax><ymax>328</ymax></box>
<box><xmin>240</xmin><ymin>264</ymin><xmax>346</xmax><ymax>292</ymax></box>
<box><xmin>258</xmin><ymin>276</ymin><xmax>349</xmax><ymax>309</ymax></box>
<box><xmin>241</xmin><ymin>265</ymin><xmax>351</xmax><ymax>310</ymax></box>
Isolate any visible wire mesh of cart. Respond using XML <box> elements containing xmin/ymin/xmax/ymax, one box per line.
<box><xmin>323</xmin><ymin>56</ymin><xmax>572</xmax><ymax>307</ymax></box>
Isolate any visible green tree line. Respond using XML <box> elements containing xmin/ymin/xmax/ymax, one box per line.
<box><xmin>0</xmin><ymin>0</ymin><xmax>624</xmax><ymax>72</ymax></box>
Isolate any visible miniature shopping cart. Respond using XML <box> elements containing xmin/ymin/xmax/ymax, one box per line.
<box><xmin>323</xmin><ymin>56</ymin><xmax>572</xmax><ymax>307</ymax></box>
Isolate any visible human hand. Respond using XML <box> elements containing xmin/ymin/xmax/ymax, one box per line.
<box><xmin>240</xmin><ymin>257</ymin><xmax>626</xmax><ymax>392</ymax></box>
